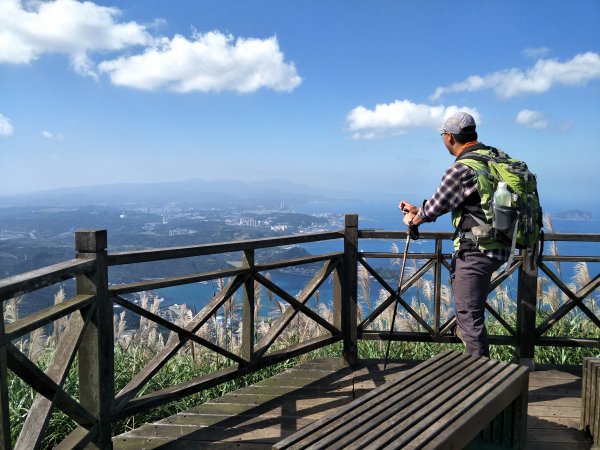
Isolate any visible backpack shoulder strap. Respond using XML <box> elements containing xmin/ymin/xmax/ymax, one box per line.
<box><xmin>455</xmin><ymin>144</ymin><xmax>498</xmax><ymax>164</ymax></box>
<box><xmin>456</xmin><ymin>152</ymin><xmax>490</xmax><ymax>164</ymax></box>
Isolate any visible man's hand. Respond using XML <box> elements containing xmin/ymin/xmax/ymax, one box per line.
<box><xmin>402</xmin><ymin>213</ymin><xmax>420</xmax><ymax>240</ymax></box>
<box><xmin>399</xmin><ymin>200</ymin><xmax>418</xmax><ymax>215</ymax></box>
<box><xmin>402</xmin><ymin>212</ymin><xmax>416</xmax><ymax>227</ymax></box>
<box><xmin>400</xmin><ymin>200</ymin><xmax>420</xmax><ymax>240</ymax></box>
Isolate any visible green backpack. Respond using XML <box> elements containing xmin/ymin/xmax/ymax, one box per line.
<box><xmin>457</xmin><ymin>146</ymin><xmax>543</xmax><ymax>252</ymax></box>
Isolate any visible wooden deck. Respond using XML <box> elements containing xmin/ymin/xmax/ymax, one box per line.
<box><xmin>113</xmin><ymin>357</ymin><xmax>595</xmax><ymax>450</ymax></box>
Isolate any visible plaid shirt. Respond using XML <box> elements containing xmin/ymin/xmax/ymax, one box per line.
<box><xmin>417</xmin><ymin>146</ymin><xmax>511</xmax><ymax>262</ymax></box>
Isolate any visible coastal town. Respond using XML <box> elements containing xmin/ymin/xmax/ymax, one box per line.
<box><xmin>0</xmin><ymin>203</ymin><xmax>344</xmax><ymax>280</ymax></box>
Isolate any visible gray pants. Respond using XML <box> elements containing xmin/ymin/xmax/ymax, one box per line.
<box><xmin>451</xmin><ymin>249</ymin><xmax>503</xmax><ymax>357</ymax></box>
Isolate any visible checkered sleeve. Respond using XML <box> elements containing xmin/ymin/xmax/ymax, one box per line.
<box><xmin>417</xmin><ymin>163</ymin><xmax>478</xmax><ymax>222</ymax></box>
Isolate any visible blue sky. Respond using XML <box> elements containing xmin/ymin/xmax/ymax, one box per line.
<box><xmin>1</xmin><ymin>0</ymin><xmax>599</xmax><ymax>208</ymax></box>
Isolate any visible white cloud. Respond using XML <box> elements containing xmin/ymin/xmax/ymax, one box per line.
<box><xmin>0</xmin><ymin>113</ymin><xmax>14</xmax><ymax>136</ymax></box>
<box><xmin>0</xmin><ymin>1</ymin><xmax>301</xmax><ymax>93</ymax></box>
<box><xmin>431</xmin><ymin>52</ymin><xmax>600</xmax><ymax>100</ymax></box>
<box><xmin>522</xmin><ymin>47</ymin><xmax>550</xmax><ymax>59</ymax></box>
<box><xmin>515</xmin><ymin>109</ymin><xmax>549</xmax><ymax>129</ymax></box>
<box><xmin>42</xmin><ymin>130</ymin><xmax>64</xmax><ymax>139</ymax></box>
<box><xmin>98</xmin><ymin>31</ymin><xmax>301</xmax><ymax>93</ymax></box>
<box><xmin>346</xmin><ymin>100</ymin><xmax>480</xmax><ymax>140</ymax></box>
<box><xmin>0</xmin><ymin>0</ymin><xmax>152</xmax><ymax>77</ymax></box>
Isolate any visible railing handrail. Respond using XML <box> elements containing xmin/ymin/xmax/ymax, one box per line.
<box><xmin>359</xmin><ymin>229</ymin><xmax>600</xmax><ymax>242</ymax></box>
<box><xmin>2</xmin><ymin>229</ymin><xmax>598</xmax><ymax>304</ymax></box>
<box><xmin>0</xmin><ymin>258</ymin><xmax>96</xmax><ymax>301</ymax></box>
<box><xmin>107</xmin><ymin>230</ymin><xmax>344</xmax><ymax>266</ymax></box>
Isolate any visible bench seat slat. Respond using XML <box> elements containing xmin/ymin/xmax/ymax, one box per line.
<box><xmin>288</xmin><ymin>353</ymin><xmax>475</xmax><ymax>449</ymax></box>
<box><xmin>273</xmin><ymin>351</ymin><xmax>529</xmax><ymax>450</ymax></box>
<box><xmin>318</xmin><ymin>357</ymin><xmax>496</xmax><ymax>450</ymax></box>
<box><xmin>275</xmin><ymin>350</ymin><xmax>461</xmax><ymax>449</ymax></box>
<box><xmin>361</xmin><ymin>361</ymin><xmax>513</xmax><ymax>450</ymax></box>
<box><xmin>399</xmin><ymin>365</ymin><xmax>528</xmax><ymax>450</ymax></box>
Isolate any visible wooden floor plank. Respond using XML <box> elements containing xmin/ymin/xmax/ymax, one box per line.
<box><xmin>113</xmin><ymin>357</ymin><xmax>595</xmax><ymax>450</ymax></box>
<box><xmin>525</xmin><ymin>442</ymin><xmax>593</xmax><ymax>450</ymax></box>
<box><xmin>528</xmin><ymin>387</ymin><xmax>581</xmax><ymax>397</ymax></box>
<box><xmin>528</xmin><ymin>405</ymin><xmax>582</xmax><ymax>418</ymax></box>
<box><xmin>158</xmin><ymin>414</ymin><xmax>312</xmax><ymax>430</ymax></box>
<box><xmin>527</xmin><ymin>416</ymin><xmax>581</xmax><ymax>430</ymax></box>
<box><xmin>114</xmin><ymin>436</ymin><xmax>272</xmax><ymax>450</ymax></box>
<box><xmin>528</xmin><ymin>395</ymin><xmax>581</xmax><ymax>407</ymax></box>
<box><xmin>528</xmin><ymin>428</ymin><xmax>593</xmax><ymax>443</ymax></box>
<box><xmin>125</xmin><ymin>420</ymin><xmax>308</xmax><ymax>443</ymax></box>
<box><xmin>229</xmin><ymin>385</ymin><xmax>371</xmax><ymax>397</ymax></box>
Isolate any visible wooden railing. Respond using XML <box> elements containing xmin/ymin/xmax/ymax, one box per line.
<box><xmin>356</xmin><ymin>229</ymin><xmax>600</xmax><ymax>359</ymax></box>
<box><xmin>0</xmin><ymin>214</ymin><xmax>598</xmax><ymax>449</ymax></box>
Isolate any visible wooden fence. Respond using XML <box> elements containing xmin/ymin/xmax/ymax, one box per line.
<box><xmin>0</xmin><ymin>214</ymin><xmax>599</xmax><ymax>449</ymax></box>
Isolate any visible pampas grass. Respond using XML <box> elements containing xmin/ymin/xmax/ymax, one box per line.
<box><xmin>543</xmin><ymin>213</ymin><xmax>562</xmax><ymax>277</ymax></box>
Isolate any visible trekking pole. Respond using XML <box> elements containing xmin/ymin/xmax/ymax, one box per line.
<box><xmin>383</xmin><ymin>227</ymin><xmax>412</xmax><ymax>370</ymax></box>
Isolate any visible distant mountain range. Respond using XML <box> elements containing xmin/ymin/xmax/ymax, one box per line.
<box><xmin>0</xmin><ymin>178</ymin><xmax>399</xmax><ymax>209</ymax></box>
<box><xmin>554</xmin><ymin>210</ymin><xmax>593</xmax><ymax>221</ymax></box>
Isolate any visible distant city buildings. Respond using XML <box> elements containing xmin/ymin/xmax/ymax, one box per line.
<box><xmin>168</xmin><ymin>229</ymin><xmax>197</xmax><ymax>237</ymax></box>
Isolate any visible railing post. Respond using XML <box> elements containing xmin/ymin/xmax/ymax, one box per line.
<box><xmin>342</xmin><ymin>214</ymin><xmax>358</xmax><ymax>364</ymax></box>
<box><xmin>0</xmin><ymin>304</ymin><xmax>11</xmax><ymax>450</ymax></box>
<box><xmin>241</xmin><ymin>249</ymin><xmax>255</xmax><ymax>365</ymax></box>
<box><xmin>433</xmin><ymin>238</ymin><xmax>443</xmax><ymax>337</ymax></box>
<box><xmin>75</xmin><ymin>230</ymin><xmax>113</xmax><ymax>449</ymax></box>
<box><xmin>516</xmin><ymin>246</ymin><xmax>539</xmax><ymax>370</ymax></box>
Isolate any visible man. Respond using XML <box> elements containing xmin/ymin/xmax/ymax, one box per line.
<box><xmin>399</xmin><ymin>111</ymin><xmax>509</xmax><ymax>357</ymax></box>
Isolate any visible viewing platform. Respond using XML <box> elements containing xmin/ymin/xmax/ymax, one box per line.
<box><xmin>113</xmin><ymin>358</ymin><xmax>591</xmax><ymax>450</ymax></box>
<box><xmin>1</xmin><ymin>215</ymin><xmax>598</xmax><ymax>449</ymax></box>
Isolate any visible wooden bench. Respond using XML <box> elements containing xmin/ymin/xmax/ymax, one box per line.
<box><xmin>582</xmin><ymin>357</ymin><xmax>600</xmax><ymax>446</ymax></box>
<box><xmin>274</xmin><ymin>350</ymin><xmax>529</xmax><ymax>450</ymax></box>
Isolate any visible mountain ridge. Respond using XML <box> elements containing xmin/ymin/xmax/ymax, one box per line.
<box><xmin>0</xmin><ymin>178</ymin><xmax>399</xmax><ymax>208</ymax></box>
